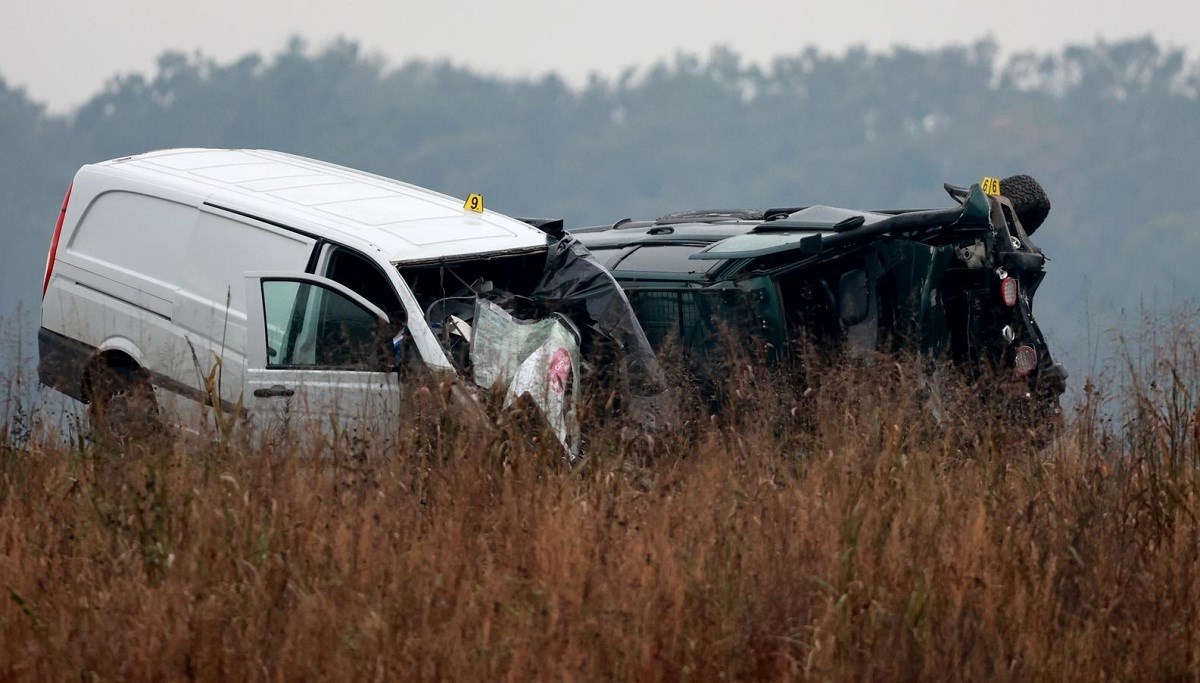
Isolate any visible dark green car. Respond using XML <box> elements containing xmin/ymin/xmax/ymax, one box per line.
<box><xmin>571</xmin><ymin>178</ymin><xmax>1067</xmax><ymax>412</ymax></box>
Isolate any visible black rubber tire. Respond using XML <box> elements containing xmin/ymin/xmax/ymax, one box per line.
<box><xmin>1000</xmin><ymin>174</ymin><xmax>1051</xmax><ymax>235</ymax></box>
<box><xmin>88</xmin><ymin>365</ymin><xmax>160</xmax><ymax>446</ymax></box>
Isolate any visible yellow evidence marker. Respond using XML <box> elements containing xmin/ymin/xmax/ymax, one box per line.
<box><xmin>463</xmin><ymin>193</ymin><xmax>485</xmax><ymax>213</ymax></box>
<box><xmin>980</xmin><ymin>176</ymin><xmax>1001</xmax><ymax>196</ymax></box>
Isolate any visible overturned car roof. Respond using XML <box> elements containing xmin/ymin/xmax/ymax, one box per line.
<box><xmin>572</xmin><ymin>204</ymin><xmax>900</xmax><ymax>279</ymax></box>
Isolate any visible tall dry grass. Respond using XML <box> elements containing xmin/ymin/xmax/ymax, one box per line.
<box><xmin>0</xmin><ymin>329</ymin><xmax>1198</xmax><ymax>680</ymax></box>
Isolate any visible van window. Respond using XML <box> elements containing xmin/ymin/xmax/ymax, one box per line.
<box><xmin>261</xmin><ymin>279</ymin><xmax>383</xmax><ymax>370</ymax></box>
<box><xmin>66</xmin><ymin>191</ymin><xmax>194</xmax><ymax>286</ymax></box>
<box><xmin>324</xmin><ymin>248</ymin><xmax>404</xmax><ymax>324</ymax></box>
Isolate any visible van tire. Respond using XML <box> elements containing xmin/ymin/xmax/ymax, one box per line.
<box><xmin>88</xmin><ymin>364</ymin><xmax>160</xmax><ymax>445</ymax></box>
<box><xmin>1000</xmin><ymin>175</ymin><xmax>1051</xmax><ymax>235</ymax></box>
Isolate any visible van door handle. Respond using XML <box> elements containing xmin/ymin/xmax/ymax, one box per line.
<box><xmin>254</xmin><ymin>385</ymin><xmax>295</xmax><ymax>398</ymax></box>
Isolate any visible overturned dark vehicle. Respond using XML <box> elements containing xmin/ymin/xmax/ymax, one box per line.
<box><xmin>570</xmin><ymin>177</ymin><xmax>1067</xmax><ymax>414</ymax></box>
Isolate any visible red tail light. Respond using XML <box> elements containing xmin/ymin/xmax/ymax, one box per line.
<box><xmin>42</xmin><ymin>183</ymin><xmax>73</xmax><ymax>299</ymax></box>
<box><xmin>1013</xmin><ymin>345</ymin><xmax>1038</xmax><ymax>376</ymax></box>
<box><xmin>999</xmin><ymin>276</ymin><xmax>1019</xmax><ymax>307</ymax></box>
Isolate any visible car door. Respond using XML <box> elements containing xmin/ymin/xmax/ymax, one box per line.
<box><xmin>243</xmin><ymin>272</ymin><xmax>402</xmax><ymax>449</ymax></box>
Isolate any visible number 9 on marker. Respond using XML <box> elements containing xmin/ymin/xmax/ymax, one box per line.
<box><xmin>464</xmin><ymin>193</ymin><xmax>485</xmax><ymax>213</ymax></box>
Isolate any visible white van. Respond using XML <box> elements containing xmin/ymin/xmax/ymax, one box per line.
<box><xmin>36</xmin><ymin>148</ymin><xmax>617</xmax><ymax>450</ymax></box>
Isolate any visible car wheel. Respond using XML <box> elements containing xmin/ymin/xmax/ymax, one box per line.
<box><xmin>1000</xmin><ymin>174</ymin><xmax>1051</xmax><ymax>235</ymax></box>
<box><xmin>89</xmin><ymin>364</ymin><xmax>160</xmax><ymax>446</ymax></box>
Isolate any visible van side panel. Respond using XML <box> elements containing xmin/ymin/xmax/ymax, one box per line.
<box><xmin>182</xmin><ymin>209</ymin><xmax>315</xmax><ymax>317</ymax></box>
<box><xmin>64</xmin><ymin>191</ymin><xmax>195</xmax><ymax>318</ymax></box>
<box><xmin>40</xmin><ymin>267</ymin><xmax>188</xmax><ymax>404</ymax></box>
<box><xmin>40</xmin><ymin>167</ymin><xmax>316</xmax><ymax>416</ymax></box>
<box><xmin>41</xmin><ymin>183</ymin><xmax>200</xmax><ymax>403</ymax></box>
<box><xmin>173</xmin><ymin>209</ymin><xmax>315</xmax><ymax>407</ymax></box>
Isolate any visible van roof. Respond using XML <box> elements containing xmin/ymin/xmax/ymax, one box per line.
<box><xmin>97</xmin><ymin>148</ymin><xmax>550</xmax><ymax>263</ymax></box>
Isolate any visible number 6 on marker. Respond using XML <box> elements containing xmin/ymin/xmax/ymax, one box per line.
<box><xmin>464</xmin><ymin>193</ymin><xmax>485</xmax><ymax>213</ymax></box>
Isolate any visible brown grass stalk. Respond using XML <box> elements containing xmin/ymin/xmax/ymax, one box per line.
<box><xmin>0</xmin><ymin>329</ymin><xmax>1198</xmax><ymax>680</ymax></box>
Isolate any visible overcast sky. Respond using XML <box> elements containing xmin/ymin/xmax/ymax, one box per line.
<box><xmin>4</xmin><ymin>0</ymin><xmax>1198</xmax><ymax>111</ymax></box>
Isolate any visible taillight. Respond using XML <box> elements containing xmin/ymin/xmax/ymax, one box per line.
<box><xmin>999</xmin><ymin>276</ymin><xmax>1019</xmax><ymax>307</ymax></box>
<box><xmin>42</xmin><ymin>183</ymin><xmax>72</xmax><ymax>299</ymax></box>
<box><xmin>1013</xmin><ymin>345</ymin><xmax>1038</xmax><ymax>377</ymax></box>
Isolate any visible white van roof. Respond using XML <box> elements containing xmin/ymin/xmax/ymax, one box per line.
<box><xmin>95</xmin><ymin>148</ymin><xmax>550</xmax><ymax>263</ymax></box>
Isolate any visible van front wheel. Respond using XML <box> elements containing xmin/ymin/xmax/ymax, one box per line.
<box><xmin>89</xmin><ymin>365</ymin><xmax>160</xmax><ymax>445</ymax></box>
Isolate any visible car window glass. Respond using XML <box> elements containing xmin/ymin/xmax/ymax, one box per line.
<box><xmin>589</xmin><ymin>248</ymin><xmax>626</xmax><ymax>269</ymax></box>
<box><xmin>693</xmin><ymin>231</ymin><xmax>823</xmax><ymax>259</ymax></box>
<box><xmin>261</xmin><ymin>280</ymin><xmax>381</xmax><ymax>369</ymax></box>
<box><xmin>615</xmin><ymin>245</ymin><xmax>719</xmax><ymax>274</ymax></box>
<box><xmin>262</xmin><ymin>280</ymin><xmax>300</xmax><ymax>362</ymax></box>
<box><xmin>627</xmin><ymin>288</ymin><xmax>764</xmax><ymax>352</ymax></box>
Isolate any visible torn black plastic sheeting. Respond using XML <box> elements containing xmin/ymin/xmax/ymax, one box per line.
<box><xmin>528</xmin><ymin>235</ymin><xmax>668</xmax><ymax>399</ymax></box>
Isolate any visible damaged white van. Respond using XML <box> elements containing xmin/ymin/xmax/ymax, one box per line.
<box><xmin>37</xmin><ymin>149</ymin><xmax>664</xmax><ymax>453</ymax></box>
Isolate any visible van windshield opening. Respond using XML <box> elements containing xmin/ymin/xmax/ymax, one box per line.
<box><xmin>397</xmin><ymin>250</ymin><xmax>549</xmax><ymax>369</ymax></box>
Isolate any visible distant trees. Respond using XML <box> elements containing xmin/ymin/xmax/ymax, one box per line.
<box><xmin>0</xmin><ymin>77</ymin><xmax>71</xmax><ymax>316</ymax></box>
<box><xmin>2</xmin><ymin>38</ymin><xmax>1198</xmax><ymax>370</ymax></box>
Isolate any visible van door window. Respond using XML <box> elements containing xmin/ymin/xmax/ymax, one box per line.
<box><xmin>261</xmin><ymin>279</ymin><xmax>384</xmax><ymax>370</ymax></box>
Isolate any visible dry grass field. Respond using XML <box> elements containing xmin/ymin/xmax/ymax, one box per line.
<box><xmin>1</xmin><ymin>325</ymin><xmax>1198</xmax><ymax>680</ymax></box>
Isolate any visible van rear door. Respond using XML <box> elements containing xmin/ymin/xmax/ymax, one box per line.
<box><xmin>243</xmin><ymin>272</ymin><xmax>401</xmax><ymax>448</ymax></box>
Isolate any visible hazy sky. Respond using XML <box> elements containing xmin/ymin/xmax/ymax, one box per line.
<box><xmin>4</xmin><ymin>0</ymin><xmax>1198</xmax><ymax>111</ymax></box>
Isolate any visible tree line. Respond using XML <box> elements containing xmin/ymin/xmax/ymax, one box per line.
<box><xmin>3</xmin><ymin>36</ymin><xmax>1198</xmax><ymax>375</ymax></box>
